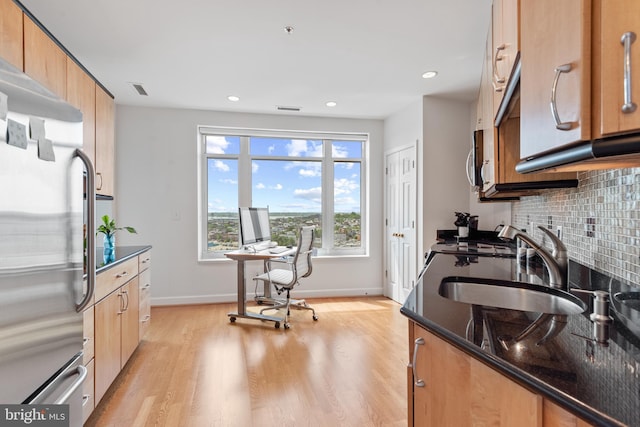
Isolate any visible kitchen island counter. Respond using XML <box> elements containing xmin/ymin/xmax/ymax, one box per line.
<box><xmin>401</xmin><ymin>247</ymin><xmax>640</xmax><ymax>427</ymax></box>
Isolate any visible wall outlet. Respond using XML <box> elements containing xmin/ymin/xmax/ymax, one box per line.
<box><xmin>556</xmin><ymin>226</ymin><xmax>563</xmax><ymax>240</ymax></box>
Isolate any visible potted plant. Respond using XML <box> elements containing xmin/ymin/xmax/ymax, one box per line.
<box><xmin>97</xmin><ymin>215</ymin><xmax>137</xmax><ymax>262</ymax></box>
<box><xmin>454</xmin><ymin>212</ymin><xmax>470</xmax><ymax>238</ymax></box>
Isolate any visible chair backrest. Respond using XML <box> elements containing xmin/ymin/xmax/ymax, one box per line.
<box><xmin>292</xmin><ymin>226</ymin><xmax>315</xmax><ymax>279</ymax></box>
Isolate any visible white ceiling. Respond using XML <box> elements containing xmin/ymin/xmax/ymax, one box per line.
<box><xmin>20</xmin><ymin>0</ymin><xmax>492</xmax><ymax>120</ymax></box>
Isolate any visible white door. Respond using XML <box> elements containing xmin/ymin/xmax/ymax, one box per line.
<box><xmin>385</xmin><ymin>146</ymin><xmax>417</xmax><ymax>304</ymax></box>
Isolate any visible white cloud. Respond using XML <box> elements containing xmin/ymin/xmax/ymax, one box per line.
<box><xmin>268</xmin><ymin>145</ymin><xmax>275</xmax><ymax>154</ymax></box>
<box><xmin>213</xmin><ymin>160</ymin><xmax>230</xmax><ymax>172</ymax></box>
<box><xmin>255</xmin><ymin>183</ymin><xmax>265</xmax><ymax>189</ymax></box>
<box><xmin>219</xmin><ymin>178</ymin><xmax>237</xmax><ymax>185</ymax></box>
<box><xmin>294</xmin><ymin>187</ymin><xmax>322</xmax><ymax>203</ymax></box>
<box><xmin>252</xmin><ymin>162</ymin><xmax>259</xmax><ymax>173</ymax></box>
<box><xmin>334</xmin><ymin>178</ymin><xmax>359</xmax><ymax>195</ymax></box>
<box><xmin>287</xmin><ymin>139</ymin><xmax>323</xmax><ymax>157</ymax></box>
<box><xmin>299</xmin><ymin>168</ymin><xmax>320</xmax><ymax>177</ymax></box>
<box><xmin>206</xmin><ymin>136</ymin><xmax>231</xmax><ymax>154</ymax></box>
<box><xmin>332</xmin><ymin>145</ymin><xmax>349</xmax><ymax>158</ymax></box>
<box><xmin>269</xmin><ymin>184</ymin><xmax>283</xmax><ymax>190</ymax></box>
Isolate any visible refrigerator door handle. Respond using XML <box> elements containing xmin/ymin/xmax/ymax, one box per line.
<box><xmin>54</xmin><ymin>365</ymin><xmax>87</xmax><ymax>405</ymax></box>
<box><xmin>75</xmin><ymin>149</ymin><xmax>96</xmax><ymax>312</ymax></box>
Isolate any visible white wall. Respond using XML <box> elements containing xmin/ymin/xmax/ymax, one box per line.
<box><xmin>114</xmin><ymin>106</ymin><xmax>385</xmax><ymax>305</ymax></box>
<box><xmin>421</xmin><ymin>96</ymin><xmax>473</xmax><ymax>249</ymax></box>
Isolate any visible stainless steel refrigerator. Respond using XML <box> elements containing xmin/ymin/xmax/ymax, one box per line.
<box><xmin>0</xmin><ymin>56</ymin><xmax>96</xmax><ymax>426</ymax></box>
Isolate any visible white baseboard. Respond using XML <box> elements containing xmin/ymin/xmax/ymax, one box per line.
<box><xmin>151</xmin><ymin>286</ymin><xmax>384</xmax><ymax>306</ymax></box>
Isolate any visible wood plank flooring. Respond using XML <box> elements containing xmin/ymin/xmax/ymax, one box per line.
<box><xmin>85</xmin><ymin>297</ymin><xmax>408</xmax><ymax>427</ymax></box>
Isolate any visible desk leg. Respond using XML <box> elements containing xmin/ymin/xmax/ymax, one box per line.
<box><xmin>228</xmin><ymin>258</ymin><xmax>282</xmax><ymax>327</ymax></box>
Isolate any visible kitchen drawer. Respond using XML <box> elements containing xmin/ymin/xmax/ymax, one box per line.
<box><xmin>138</xmin><ymin>250</ymin><xmax>151</xmax><ymax>273</ymax></box>
<box><xmin>139</xmin><ymin>268</ymin><xmax>151</xmax><ymax>340</ymax></box>
<box><xmin>82</xmin><ymin>358</ymin><xmax>95</xmax><ymax>424</ymax></box>
<box><xmin>95</xmin><ymin>257</ymin><xmax>138</xmax><ymax>302</ymax></box>
<box><xmin>82</xmin><ymin>305</ymin><xmax>94</xmax><ymax>365</ymax></box>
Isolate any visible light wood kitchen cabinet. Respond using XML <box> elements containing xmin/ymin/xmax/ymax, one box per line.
<box><xmin>491</xmin><ymin>0</ymin><xmax>519</xmax><ymax>116</ymax></box>
<box><xmin>82</xmin><ymin>358</ymin><xmax>95</xmax><ymax>424</ymax></box>
<box><xmin>120</xmin><ymin>277</ymin><xmax>140</xmax><ymax>365</ymax></box>
<box><xmin>408</xmin><ymin>321</ymin><xmax>596</xmax><ymax>426</ymax></box>
<box><xmin>0</xmin><ymin>0</ymin><xmax>23</xmax><ymax>70</ymax></box>
<box><xmin>544</xmin><ymin>400</ymin><xmax>593</xmax><ymax>427</ymax></box>
<box><xmin>596</xmin><ymin>0</ymin><xmax>640</xmax><ymax>137</ymax></box>
<box><xmin>94</xmin><ymin>286</ymin><xmax>123</xmax><ymax>404</ymax></box>
<box><xmin>138</xmin><ymin>251</ymin><xmax>152</xmax><ymax>340</ymax></box>
<box><xmin>23</xmin><ymin>15</ymin><xmax>67</xmax><ymax>99</ymax></box>
<box><xmin>66</xmin><ymin>58</ymin><xmax>96</xmax><ymax>167</ymax></box>
<box><xmin>408</xmin><ymin>322</ymin><xmax>541</xmax><ymax>426</ymax></box>
<box><xmin>519</xmin><ymin>0</ymin><xmax>591</xmax><ymax>160</ymax></box>
<box><xmin>95</xmin><ymin>85</ymin><xmax>115</xmax><ymax>197</ymax></box>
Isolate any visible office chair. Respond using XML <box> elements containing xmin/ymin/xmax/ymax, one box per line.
<box><xmin>253</xmin><ymin>226</ymin><xmax>318</xmax><ymax>329</ymax></box>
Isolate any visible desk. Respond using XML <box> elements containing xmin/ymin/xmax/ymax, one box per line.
<box><xmin>225</xmin><ymin>247</ymin><xmax>296</xmax><ymax>327</ymax></box>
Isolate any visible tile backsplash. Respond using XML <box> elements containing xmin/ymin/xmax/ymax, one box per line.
<box><xmin>511</xmin><ymin>167</ymin><xmax>640</xmax><ymax>287</ymax></box>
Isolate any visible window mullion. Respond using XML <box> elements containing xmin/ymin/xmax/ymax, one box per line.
<box><xmin>238</xmin><ymin>136</ymin><xmax>252</xmax><ymax>206</ymax></box>
<box><xmin>322</xmin><ymin>140</ymin><xmax>334</xmax><ymax>250</ymax></box>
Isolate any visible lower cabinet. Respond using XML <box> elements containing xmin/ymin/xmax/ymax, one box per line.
<box><xmin>88</xmin><ymin>249</ymin><xmax>151</xmax><ymax>420</ymax></box>
<box><xmin>408</xmin><ymin>321</ymin><xmax>593</xmax><ymax>427</ymax></box>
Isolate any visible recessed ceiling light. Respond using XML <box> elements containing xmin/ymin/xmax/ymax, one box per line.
<box><xmin>326</xmin><ymin>101</ymin><xmax>337</xmax><ymax>107</ymax></box>
<box><xmin>422</xmin><ymin>71</ymin><xmax>438</xmax><ymax>79</ymax></box>
<box><xmin>227</xmin><ymin>95</ymin><xmax>240</xmax><ymax>102</ymax></box>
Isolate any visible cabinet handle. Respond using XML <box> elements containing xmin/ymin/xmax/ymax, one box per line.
<box><xmin>410</xmin><ymin>337</ymin><xmax>426</xmax><ymax>388</ymax></box>
<box><xmin>96</xmin><ymin>172</ymin><xmax>103</xmax><ymax>191</ymax></box>
<box><xmin>493</xmin><ymin>43</ymin><xmax>506</xmax><ymax>86</ymax></box>
<box><xmin>141</xmin><ymin>258</ymin><xmax>150</xmax><ymax>264</ymax></box>
<box><xmin>141</xmin><ymin>315</ymin><xmax>151</xmax><ymax>323</ymax></box>
<box><xmin>621</xmin><ymin>31</ymin><xmax>638</xmax><ymax>114</ymax></box>
<box><xmin>480</xmin><ymin>160</ymin><xmax>490</xmax><ymax>186</ymax></box>
<box><xmin>82</xmin><ymin>395</ymin><xmax>91</xmax><ymax>407</ymax></box>
<box><xmin>122</xmin><ymin>290</ymin><xmax>129</xmax><ymax>311</ymax></box>
<box><xmin>83</xmin><ymin>337</ymin><xmax>90</xmax><ymax>346</ymax></box>
<box><xmin>465</xmin><ymin>149</ymin><xmax>474</xmax><ymax>187</ymax></box>
<box><xmin>142</xmin><ymin>283</ymin><xmax>151</xmax><ymax>290</ymax></box>
<box><xmin>116</xmin><ymin>271</ymin><xmax>129</xmax><ymax>279</ymax></box>
<box><xmin>550</xmin><ymin>63</ymin><xmax>574</xmax><ymax>130</ymax></box>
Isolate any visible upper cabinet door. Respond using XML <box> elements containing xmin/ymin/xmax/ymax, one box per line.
<box><xmin>0</xmin><ymin>0</ymin><xmax>23</xmax><ymax>70</ymax></box>
<box><xmin>67</xmin><ymin>58</ymin><xmax>97</xmax><ymax>166</ymax></box>
<box><xmin>598</xmin><ymin>0</ymin><xmax>640</xmax><ymax>136</ymax></box>
<box><xmin>492</xmin><ymin>0</ymin><xmax>519</xmax><ymax>117</ymax></box>
<box><xmin>24</xmin><ymin>16</ymin><xmax>67</xmax><ymax>99</ymax></box>
<box><xmin>95</xmin><ymin>86</ymin><xmax>115</xmax><ymax>197</ymax></box>
<box><xmin>520</xmin><ymin>0</ymin><xmax>591</xmax><ymax>160</ymax></box>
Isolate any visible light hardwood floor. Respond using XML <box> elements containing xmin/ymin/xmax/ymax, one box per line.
<box><xmin>85</xmin><ymin>297</ymin><xmax>408</xmax><ymax>427</ymax></box>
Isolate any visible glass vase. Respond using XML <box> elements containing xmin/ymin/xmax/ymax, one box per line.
<box><xmin>103</xmin><ymin>234</ymin><xmax>115</xmax><ymax>263</ymax></box>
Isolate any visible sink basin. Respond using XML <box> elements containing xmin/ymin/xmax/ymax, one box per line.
<box><xmin>439</xmin><ymin>277</ymin><xmax>587</xmax><ymax>315</ymax></box>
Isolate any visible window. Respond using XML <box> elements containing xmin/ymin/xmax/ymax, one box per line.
<box><xmin>198</xmin><ymin>127</ymin><xmax>367</xmax><ymax>259</ymax></box>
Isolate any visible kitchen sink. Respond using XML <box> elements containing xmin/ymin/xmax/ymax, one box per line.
<box><xmin>439</xmin><ymin>277</ymin><xmax>587</xmax><ymax>315</ymax></box>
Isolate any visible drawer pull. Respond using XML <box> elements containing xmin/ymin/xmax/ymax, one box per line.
<box><xmin>141</xmin><ymin>315</ymin><xmax>151</xmax><ymax>323</ymax></box>
<box><xmin>621</xmin><ymin>31</ymin><xmax>638</xmax><ymax>114</ymax></box>
<box><xmin>115</xmin><ymin>271</ymin><xmax>129</xmax><ymax>279</ymax></box>
<box><xmin>83</xmin><ymin>337</ymin><xmax>90</xmax><ymax>346</ymax></box>
<box><xmin>142</xmin><ymin>283</ymin><xmax>151</xmax><ymax>290</ymax></box>
<box><xmin>141</xmin><ymin>258</ymin><xmax>150</xmax><ymax>264</ymax></box>
<box><xmin>410</xmin><ymin>337</ymin><xmax>426</xmax><ymax>388</ymax></box>
<box><xmin>493</xmin><ymin>43</ymin><xmax>506</xmax><ymax>86</ymax></box>
<box><xmin>82</xmin><ymin>394</ymin><xmax>91</xmax><ymax>407</ymax></box>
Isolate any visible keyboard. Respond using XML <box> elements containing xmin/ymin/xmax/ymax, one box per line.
<box><xmin>269</xmin><ymin>246</ymin><xmax>290</xmax><ymax>254</ymax></box>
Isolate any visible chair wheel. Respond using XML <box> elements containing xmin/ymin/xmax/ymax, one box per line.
<box><xmin>284</xmin><ymin>323</ymin><xmax>290</xmax><ymax>329</ymax></box>
<box><xmin>274</xmin><ymin>322</ymin><xmax>280</xmax><ymax>329</ymax></box>
<box><xmin>230</xmin><ymin>317</ymin><xmax>236</xmax><ymax>323</ymax></box>
<box><xmin>312</xmin><ymin>315</ymin><xmax>318</xmax><ymax>321</ymax></box>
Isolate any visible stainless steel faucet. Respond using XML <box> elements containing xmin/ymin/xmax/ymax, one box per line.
<box><xmin>498</xmin><ymin>225</ymin><xmax>568</xmax><ymax>290</ymax></box>
<box><xmin>497</xmin><ymin>225</ymin><xmax>570</xmax><ymax>346</ymax></box>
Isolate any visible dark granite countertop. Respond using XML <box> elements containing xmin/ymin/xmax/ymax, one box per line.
<box><xmin>93</xmin><ymin>245</ymin><xmax>151</xmax><ymax>275</ymax></box>
<box><xmin>401</xmin><ymin>245</ymin><xmax>640</xmax><ymax>427</ymax></box>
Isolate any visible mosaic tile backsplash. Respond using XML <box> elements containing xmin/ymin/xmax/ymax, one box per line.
<box><xmin>511</xmin><ymin>167</ymin><xmax>640</xmax><ymax>288</ymax></box>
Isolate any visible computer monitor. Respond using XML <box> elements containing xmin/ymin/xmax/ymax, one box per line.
<box><xmin>238</xmin><ymin>207</ymin><xmax>272</xmax><ymax>246</ymax></box>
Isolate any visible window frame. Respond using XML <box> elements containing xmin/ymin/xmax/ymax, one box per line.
<box><xmin>197</xmin><ymin>126</ymin><xmax>368</xmax><ymax>260</ymax></box>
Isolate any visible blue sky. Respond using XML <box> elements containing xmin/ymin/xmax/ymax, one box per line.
<box><xmin>206</xmin><ymin>136</ymin><xmax>361</xmax><ymax>213</ymax></box>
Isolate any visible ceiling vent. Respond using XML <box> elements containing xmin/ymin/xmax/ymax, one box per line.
<box><xmin>276</xmin><ymin>105</ymin><xmax>301</xmax><ymax>112</ymax></box>
<box><xmin>131</xmin><ymin>83</ymin><xmax>148</xmax><ymax>96</ymax></box>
